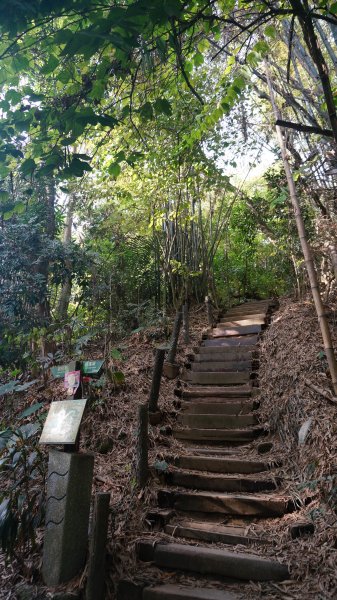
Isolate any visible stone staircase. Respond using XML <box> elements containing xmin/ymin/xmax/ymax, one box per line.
<box><xmin>118</xmin><ymin>300</ymin><xmax>293</xmax><ymax>600</ymax></box>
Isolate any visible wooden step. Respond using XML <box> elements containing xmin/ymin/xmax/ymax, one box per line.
<box><xmin>158</xmin><ymin>489</ymin><xmax>288</xmax><ymax>517</ymax></box>
<box><xmin>197</xmin><ymin>347</ymin><xmax>255</xmax><ymax>357</ymax></box>
<box><xmin>223</xmin><ymin>310</ymin><xmax>268</xmax><ymax>318</ymax></box>
<box><xmin>202</xmin><ymin>336</ymin><xmax>258</xmax><ymax>347</ymax></box>
<box><xmin>171</xmin><ymin>456</ymin><xmax>272</xmax><ymax>474</ymax></box>
<box><xmin>219</xmin><ymin>318</ymin><xmax>265</xmax><ymax>327</ymax></box>
<box><xmin>178</xmin><ymin>413</ymin><xmax>257</xmax><ymax>429</ymax></box>
<box><xmin>180</xmin><ymin>400</ymin><xmax>259</xmax><ymax>414</ymax></box>
<box><xmin>183</xmin><ymin>372</ymin><xmax>250</xmax><ymax>385</ymax></box>
<box><xmin>220</xmin><ymin>313</ymin><xmax>266</xmax><ymax>322</ymax></box>
<box><xmin>143</xmin><ymin>583</ymin><xmax>240</xmax><ymax>599</ymax></box>
<box><xmin>165</xmin><ymin>520</ymin><xmax>266</xmax><ymax>546</ymax></box>
<box><xmin>210</xmin><ymin>325</ymin><xmax>262</xmax><ymax>338</ymax></box>
<box><xmin>229</xmin><ymin>300</ymin><xmax>275</xmax><ymax>308</ymax></box>
<box><xmin>180</xmin><ymin>396</ymin><xmax>255</xmax><ymax>406</ymax></box>
<box><xmin>138</xmin><ymin>540</ymin><xmax>289</xmax><ymax>581</ymax></box>
<box><xmin>181</xmin><ymin>386</ymin><xmax>252</xmax><ymax>398</ymax></box>
<box><xmin>193</xmin><ymin>350</ymin><xmax>254</xmax><ymax>362</ymax></box>
<box><xmin>183</xmin><ymin>447</ymin><xmax>252</xmax><ymax>456</ymax></box>
<box><xmin>165</xmin><ymin>471</ymin><xmax>277</xmax><ymax>493</ymax></box>
<box><xmin>173</xmin><ymin>427</ymin><xmax>264</xmax><ymax>443</ymax></box>
<box><xmin>190</xmin><ymin>361</ymin><xmax>252</xmax><ymax>372</ymax></box>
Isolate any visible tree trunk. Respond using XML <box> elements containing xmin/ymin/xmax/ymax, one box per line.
<box><xmin>56</xmin><ymin>197</ymin><xmax>74</xmax><ymax>321</ymax></box>
<box><xmin>266</xmin><ymin>62</ymin><xmax>337</xmax><ymax>394</ymax></box>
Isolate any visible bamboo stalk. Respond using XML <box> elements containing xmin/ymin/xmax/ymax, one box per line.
<box><xmin>304</xmin><ymin>378</ymin><xmax>337</xmax><ymax>405</ymax></box>
<box><xmin>265</xmin><ymin>62</ymin><xmax>337</xmax><ymax>395</ymax></box>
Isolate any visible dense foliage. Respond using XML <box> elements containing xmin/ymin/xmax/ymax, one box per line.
<box><xmin>0</xmin><ymin>0</ymin><xmax>336</xmax><ymax>358</ymax></box>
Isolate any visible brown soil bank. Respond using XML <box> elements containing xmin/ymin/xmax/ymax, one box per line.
<box><xmin>254</xmin><ymin>296</ymin><xmax>337</xmax><ymax>599</ymax></box>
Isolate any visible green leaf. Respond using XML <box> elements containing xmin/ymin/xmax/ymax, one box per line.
<box><xmin>184</xmin><ymin>61</ymin><xmax>193</xmax><ymax>74</ymax></box>
<box><xmin>54</xmin><ymin>29</ymin><xmax>73</xmax><ymax>44</ymax></box>
<box><xmin>154</xmin><ymin>98</ymin><xmax>172</xmax><ymax>116</ymax></box>
<box><xmin>15</xmin><ymin>380</ymin><xmax>38</xmax><ymax>392</ymax></box>
<box><xmin>5</xmin><ymin>90</ymin><xmax>21</xmax><ymax>105</ymax></box>
<box><xmin>264</xmin><ymin>25</ymin><xmax>277</xmax><ymax>38</ymax></box>
<box><xmin>126</xmin><ymin>151</ymin><xmax>143</xmax><ymax>166</ymax></box>
<box><xmin>193</xmin><ymin>52</ymin><xmax>204</xmax><ymax>67</ymax></box>
<box><xmin>3</xmin><ymin>210</ymin><xmax>14</xmax><ymax>221</ymax></box>
<box><xmin>111</xmin><ymin>371</ymin><xmax>125</xmax><ymax>384</ymax></box>
<box><xmin>0</xmin><ymin>190</ymin><xmax>9</xmax><ymax>202</ymax></box>
<box><xmin>154</xmin><ymin>459</ymin><xmax>169</xmax><ymax>473</ymax></box>
<box><xmin>11</xmin><ymin>55</ymin><xmax>30</xmax><ymax>73</ymax></box>
<box><xmin>64</xmin><ymin>157</ymin><xmax>92</xmax><ymax>178</ymax></box>
<box><xmin>108</xmin><ymin>162</ymin><xmax>121</xmax><ymax>177</ymax></box>
<box><xmin>20</xmin><ymin>158</ymin><xmax>36</xmax><ymax>176</ymax></box>
<box><xmin>254</xmin><ymin>40</ymin><xmax>269</xmax><ymax>56</ymax></box>
<box><xmin>18</xmin><ymin>423</ymin><xmax>40</xmax><ymax>439</ymax></box>
<box><xmin>330</xmin><ymin>1</ymin><xmax>337</xmax><ymax>13</ymax></box>
<box><xmin>13</xmin><ymin>202</ymin><xmax>25</xmax><ymax>216</ymax></box>
<box><xmin>0</xmin><ymin>382</ymin><xmax>17</xmax><ymax>396</ymax></box>
<box><xmin>163</xmin><ymin>0</ymin><xmax>182</xmax><ymax>17</ymax></box>
<box><xmin>97</xmin><ymin>114</ymin><xmax>118</xmax><ymax>128</ymax></box>
<box><xmin>17</xmin><ymin>402</ymin><xmax>44</xmax><ymax>420</ymax></box>
<box><xmin>40</xmin><ymin>54</ymin><xmax>60</xmax><ymax>74</ymax></box>
<box><xmin>139</xmin><ymin>101</ymin><xmax>154</xmax><ymax>120</ymax></box>
<box><xmin>57</xmin><ymin>70</ymin><xmax>71</xmax><ymax>84</ymax></box>
<box><xmin>111</xmin><ymin>348</ymin><xmax>123</xmax><ymax>360</ymax></box>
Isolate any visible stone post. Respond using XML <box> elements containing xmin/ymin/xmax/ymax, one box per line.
<box><xmin>42</xmin><ymin>449</ymin><xmax>94</xmax><ymax>586</ymax></box>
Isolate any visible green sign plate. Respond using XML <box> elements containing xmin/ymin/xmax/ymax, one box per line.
<box><xmin>82</xmin><ymin>359</ymin><xmax>104</xmax><ymax>376</ymax></box>
<box><xmin>51</xmin><ymin>365</ymin><xmax>69</xmax><ymax>379</ymax></box>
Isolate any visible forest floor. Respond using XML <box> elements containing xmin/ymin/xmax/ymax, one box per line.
<box><xmin>2</xmin><ymin>296</ymin><xmax>337</xmax><ymax>598</ymax></box>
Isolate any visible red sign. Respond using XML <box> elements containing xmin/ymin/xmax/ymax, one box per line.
<box><xmin>64</xmin><ymin>371</ymin><xmax>81</xmax><ymax>396</ymax></box>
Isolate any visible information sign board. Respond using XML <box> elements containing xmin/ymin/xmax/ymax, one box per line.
<box><xmin>40</xmin><ymin>399</ymin><xmax>87</xmax><ymax>445</ymax></box>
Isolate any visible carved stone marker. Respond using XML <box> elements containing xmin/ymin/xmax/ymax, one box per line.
<box><xmin>42</xmin><ymin>449</ymin><xmax>94</xmax><ymax>586</ymax></box>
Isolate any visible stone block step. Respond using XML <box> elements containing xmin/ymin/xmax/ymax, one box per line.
<box><xmin>165</xmin><ymin>470</ymin><xmax>277</xmax><ymax>493</ymax></box>
<box><xmin>158</xmin><ymin>489</ymin><xmax>288</xmax><ymax>517</ymax></box>
<box><xmin>190</xmin><ymin>361</ymin><xmax>252</xmax><ymax>372</ymax></box>
<box><xmin>219</xmin><ymin>318</ymin><xmax>265</xmax><ymax>327</ymax></box>
<box><xmin>165</xmin><ymin>520</ymin><xmax>266</xmax><ymax>546</ymax></box>
<box><xmin>183</xmin><ymin>372</ymin><xmax>250</xmax><ymax>385</ymax></box>
<box><xmin>143</xmin><ymin>583</ymin><xmax>240</xmax><ymax>599</ymax></box>
<box><xmin>173</xmin><ymin>427</ymin><xmax>264</xmax><ymax>443</ymax></box>
<box><xmin>178</xmin><ymin>413</ymin><xmax>257</xmax><ymax>429</ymax></box>
<box><xmin>181</xmin><ymin>386</ymin><xmax>252</xmax><ymax>398</ymax></box>
<box><xmin>210</xmin><ymin>325</ymin><xmax>262</xmax><ymax>338</ymax></box>
<box><xmin>171</xmin><ymin>456</ymin><xmax>272</xmax><ymax>474</ymax></box>
<box><xmin>138</xmin><ymin>540</ymin><xmax>289</xmax><ymax>581</ymax></box>
<box><xmin>202</xmin><ymin>336</ymin><xmax>258</xmax><ymax>347</ymax></box>
<box><xmin>180</xmin><ymin>400</ymin><xmax>259</xmax><ymax>414</ymax></box>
